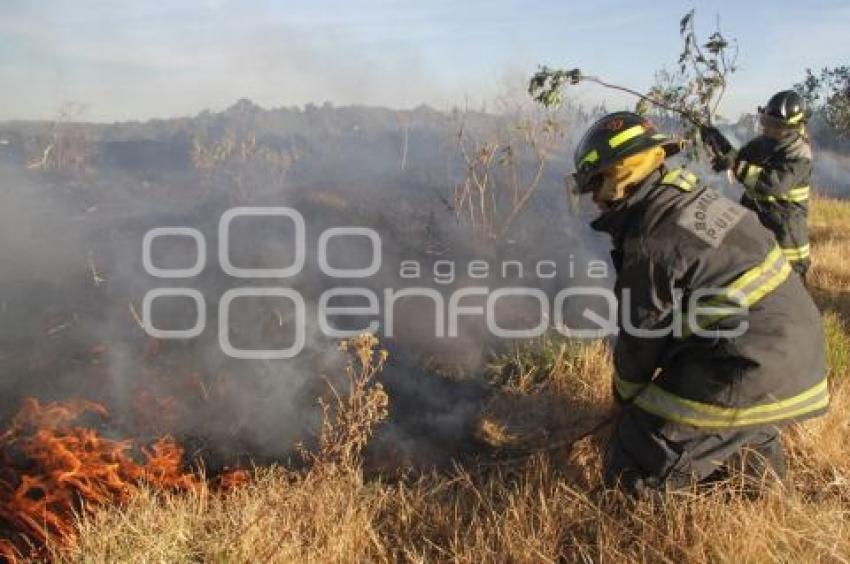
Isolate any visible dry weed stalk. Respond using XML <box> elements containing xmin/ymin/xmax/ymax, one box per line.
<box><xmin>304</xmin><ymin>334</ymin><xmax>389</xmax><ymax>474</ymax></box>
<box><xmin>452</xmin><ymin>114</ymin><xmax>563</xmax><ymax>240</ymax></box>
<box><xmin>25</xmin><ymin>102</ymin><xmax>94</xmax><ymax>175</ymax></box>
<box><xmin>190</xmin><ymin>129</ymin><xmax>295</xmax><ymax>198</ymax></box>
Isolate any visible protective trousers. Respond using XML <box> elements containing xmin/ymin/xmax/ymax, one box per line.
<box><xmin>603</xmin><ymin>405</ymin><xmax>786</xmax><ymax>495</ymax></box>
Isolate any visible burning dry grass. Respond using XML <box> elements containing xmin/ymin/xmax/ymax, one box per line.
<box><xmin>0</xmin><ymin>397</ymin><xmax>252</xmax><ymax>561</ymax></box>
<box><xmin>2</xmin><ymin>200</ymin><xmax>846</xmax><ymax>562</ymax></box>
<box><xmin>0</xmin><ymin>400</ymin><xmax>195</xmax><ymax>560</ymax></box>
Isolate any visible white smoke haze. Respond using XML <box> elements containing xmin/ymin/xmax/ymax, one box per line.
<box><xmin>813</xmin><ymin>149</ymin><xmax>850</xmax><ymax>197</ymax></box>
<box><xmin>0</xmin><ymin>93</ymin><xmax>620</xmax><ymax>470</ymax></box>
<box><xmin>3</xmin><ymin>81</ymin><xmax>847</xmax><ymax>473</ymax></box>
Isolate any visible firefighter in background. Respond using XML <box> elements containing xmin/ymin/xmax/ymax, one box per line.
<box><xmin>701</xmin><ymin>90</ymin><xmax>813</xmax><ymax>279</ymax></box>
<box><xmin>572</xmin><ymin>112</ymin><xmax>828</xmax><ymax>494</ymax></box>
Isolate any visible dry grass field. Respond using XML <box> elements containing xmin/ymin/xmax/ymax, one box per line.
<box><xmin>52</xmin><ymin>198</ymin><xmax>850</xmax><ymax>563</ymax></box>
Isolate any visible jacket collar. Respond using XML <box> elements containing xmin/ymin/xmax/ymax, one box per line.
<box><xmin>590</xmin><ymin>168</ymin><xmax>664</xmax><ymax>241</ymax></box>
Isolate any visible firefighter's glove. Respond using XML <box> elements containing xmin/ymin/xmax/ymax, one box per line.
<box><xmin>711</xmin><ymin>148</ymin><xmax>738</xmax><ymax>172</ymax></box>
<box><xmin>700</xmin><ymin>125</ymin><xmax>733</xmax><ymax>154</ymax></box>
<box><xmin>700</xmin><ymin>125</ymin><xmax>736</xmax><ymax>171</ymax></box>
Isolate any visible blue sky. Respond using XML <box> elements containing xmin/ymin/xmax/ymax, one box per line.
<box><xmin>1</xmin><ymin>0</ymin><xmax>848</xmax><ymax>122</ymax></box>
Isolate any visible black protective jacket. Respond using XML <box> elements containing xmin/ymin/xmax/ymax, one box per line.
<box><xmin>592</xmin><ymin>167</ymin><xmax>828</xmax><ymax>429</ymax></box>
<box><xmin>735</xmin><ymin>133</ymin><xmax>812</xmax><ymax>276</ymax></box>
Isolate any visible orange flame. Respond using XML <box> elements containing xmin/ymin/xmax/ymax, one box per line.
<box><xmin>0</xmin><ymin>398</ymin><xmax>206</xmax><ymax>561</ymax></box>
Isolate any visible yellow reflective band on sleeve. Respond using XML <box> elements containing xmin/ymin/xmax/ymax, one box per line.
<box><xmin>786</xmin><ymin>185</ymin><xmax>811</xmax><ymax>202</ymax></box>
<box><xmin>782</xmin><ymin>244</ymin><xmax>811</xmax><ymax>261</ymax></box>
<box><xmin>580</xmin><ymin>149</ymin><xmax>599</xmax><ymax>167</ymax></box>
<box><xmin>743</xmin><ymin>163</ymin><xmax>763</xmax><ymax>189</ymax></box>
<box><xmin>748</xmin><ymin>185</ymin><xmax>810</xmax><ymax>204</ymax></box>
<box><xmin>609</xmin><ymin>125</ymin><xmax>646</xmax><ymax>148</ymax></box>
<box><xmin>614</xmin><ymin>375</ymin><xmax>646</xmax><ymax>401</ymax></box>
<box><xmin>678</xmin><ymin>246</ymin><xmax>791</xmax><ymax>339</ymax></box>
<box><xmin>787</xmin><ymin>112</ymin><xmax>805</xmax><ymax>125</ymax></box>
<box><xmin>633</xmin><ymin>377</ymin><xmax>829</xmax><ymax>428</ymax></box>
<box><xmin>660</xmin><ymin>168</ymin><xmax>696</xmax><ymax>192</ymax></box>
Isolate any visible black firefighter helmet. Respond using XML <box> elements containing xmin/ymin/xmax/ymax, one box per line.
<box><xmin>572</xmin><ymin>111</ymin><xmax>683</xmax><ymax>194</ymax></box>
<box><xmin>759</xmin><ymin>90</ymin><xmax>807</xmax><ymax>129</ymax></box>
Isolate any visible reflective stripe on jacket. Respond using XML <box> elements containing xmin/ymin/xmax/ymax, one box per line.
<box><xmin>592</xmin><ymin>167</ymin><xmax>827</xmax><ymax>429</ymax></box>
<box><xmin>735</xmin><ymin>134</ymin><xmax>812</xmax><ymax>273</ymax></box>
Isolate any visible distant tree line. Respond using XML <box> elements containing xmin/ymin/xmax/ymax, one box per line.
<box><xmin>795</xmin><ymin>66</ymin><xmax>850</xmax><ymax>147</ymax></box>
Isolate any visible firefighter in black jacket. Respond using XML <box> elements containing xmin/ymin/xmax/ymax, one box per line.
<box><xmin>702</xmin><ymin>90</ymin><xmax>813</xmax><ymax>278</ymax></box>
<box><xmin>572</xmin><ymin>111</ymin><xmax>828</xmax><ymax>494</ymax></box>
